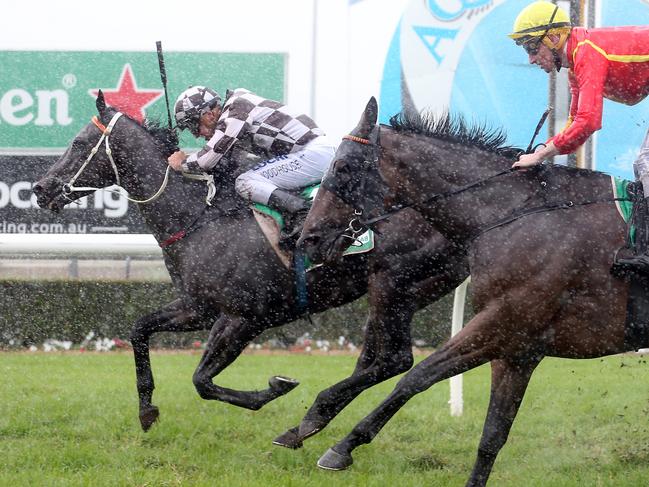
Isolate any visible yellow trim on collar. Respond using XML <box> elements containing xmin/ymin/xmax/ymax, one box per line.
<box><xmin>573</xmin><ymin>40</ymin><xmax>649</xmax><ymax>63</ymax></box>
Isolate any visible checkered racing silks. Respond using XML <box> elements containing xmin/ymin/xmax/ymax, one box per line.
<box><xmin>182</xmin><ymin>88</ymin><xmax>325</xmax><ymax>172</ymax></box>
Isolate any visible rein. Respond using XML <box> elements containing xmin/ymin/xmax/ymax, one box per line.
<box><xmin>63</xmin><ymin>112</ymin><xmax>172</xmax><ymax>205</ymax></box>
<box><xmin>338</xmin><ymin>133</ymin><xmax>632</xmax><ymax>245</ymax></box>
<box><xmin>340</xmin><ymin>132</ymin><xmax>515</xmax><ymax>229</ymax></box>
<box><xmin>360</xmin><ymin>167</ymin><xmax>516</xmax><ymax>228</ymax></box>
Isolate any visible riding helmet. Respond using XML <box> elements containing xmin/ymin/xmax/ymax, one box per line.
<box><xmin>174</xmin><ymin>86</ymin><xmax>222</xmax><ymax>132</ymax></box>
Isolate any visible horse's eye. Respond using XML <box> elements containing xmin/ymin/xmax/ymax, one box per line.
<box><xmin>337</xmin><ymin>166</ymin><xmax>355</xmax><ymax>185</ymax></box>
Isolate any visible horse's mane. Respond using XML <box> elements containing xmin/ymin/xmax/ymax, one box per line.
<box><xmin>388</xmin><ymin>110</ymin><xmax>522</xmax><ymax>159</ymax></box>
<box><xmin>108</xmin><ymin>108</ymin><xmax>179</xmax><ymax>158</ymax></box>
<box><xmin>141</xmin><ymin>118</ymin><xmax>179</xmax><ymax>158</ymax></box>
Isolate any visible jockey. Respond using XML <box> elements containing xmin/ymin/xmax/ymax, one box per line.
<box><xmin>168</xmin><ymin>85</ymin><xmax>336</xmax><ymax>246</ymax></box>
<box><xmin>509</xmin><ymin>1</ymin><xmax>649</xmax><ymax>273</ymax></box>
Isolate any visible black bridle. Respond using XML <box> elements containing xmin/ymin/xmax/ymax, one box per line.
<box><xmin>320</xmin><ymin>124</ymin><xmax>390</xmax><ymax>240</ymax></box>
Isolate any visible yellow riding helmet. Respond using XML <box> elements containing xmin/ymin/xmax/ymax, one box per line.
<box><xmin>509</xmin><ymin>1</ymin><xmax>571</xmax><ymax>50</ymax></box>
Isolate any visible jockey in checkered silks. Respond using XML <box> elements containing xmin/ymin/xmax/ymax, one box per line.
<box><xmin>168</xmin><ymin>86</ymin><xmax>335</xmax><ymax>247</ymax></box>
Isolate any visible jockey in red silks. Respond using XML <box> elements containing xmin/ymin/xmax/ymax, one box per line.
<box><xmin>509</xmin><ymin>1</ymin><xmax>649</xmax><ymax>273</ymax></box>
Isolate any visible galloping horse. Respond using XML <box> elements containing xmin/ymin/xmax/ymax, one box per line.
<box><xmin>33</xmin><ymin>92</ymin><xmax>469</xmax><ymax>441</ymax></box>
<box><xmin>299</xmin><ymin>97</ymin><xmax>640</xmax><ymax>486</ymax></box>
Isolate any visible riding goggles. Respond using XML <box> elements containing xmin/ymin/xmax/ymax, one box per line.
<box><xmin>520</xmin><ymin>37</ymin><xmax>542</xmax><ymax>55</ymax></box>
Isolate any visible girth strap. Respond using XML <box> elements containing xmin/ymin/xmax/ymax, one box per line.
<box><xmin>470</xmin><ymin>196</ymin><xmax>632</xmax><ymax>243</ymax></box>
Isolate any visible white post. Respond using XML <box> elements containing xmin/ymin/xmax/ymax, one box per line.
<box><xmin>449</xmin><ymin>276</ymin><xmax>470</xmax><ymax>416</ymax></box>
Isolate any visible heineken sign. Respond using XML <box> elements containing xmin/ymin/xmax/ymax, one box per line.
<box><xmin>0</xmin><ymin>51</ymin><xmax>285</xmax><ymax>152</ymax></box>
<box><xmin>0</xmin><ymin>50</ymin><xmax>284</xmax><ymax>234</ymax></box>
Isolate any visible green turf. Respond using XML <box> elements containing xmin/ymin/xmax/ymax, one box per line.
<box><xmin>1</xmin><ymin>351</ymin><xmax>649</xmax><ymax>486</ymax></box>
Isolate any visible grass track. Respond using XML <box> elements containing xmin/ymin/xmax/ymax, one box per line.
<box><xmin>2</xmin><ymin>351</ymin><xmax>649</xmax><ymax>486</ymax></box>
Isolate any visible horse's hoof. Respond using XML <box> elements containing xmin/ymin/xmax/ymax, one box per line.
<box><xmin>317</xmin><ymin>447</ymin><xmax>353</xmax><ymax>471</ymax></box>
<box><xmin>139</xmin><ymin>405</ymin><xmax>160</xmax><ymax>432</ymax></box>
<box><xmin>269</xmin><ymin>375</ymin><xmax>300</xmax><ymax>395</ymax></box>
<box><xmin>298</xmin><ymin>419</ymin><xmax>326</xmax><ymax>440</ymax></box>
<box><xmin>272</xmin><ymin>426</ymin><xmax>303</xmax><ymax>449</ymax></box>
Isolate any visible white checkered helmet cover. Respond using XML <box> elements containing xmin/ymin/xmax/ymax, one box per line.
<box><xmin>174</xmin><ymin>86</ymin><xmax>221</xmax><ymax>131</ymax></box>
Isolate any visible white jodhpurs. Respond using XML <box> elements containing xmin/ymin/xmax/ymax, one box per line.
<box><xmin>634</xmin><ymin>126</ymin><xmax>649</xmax><ymax>194</ymax></box>
<box><xmin>234</xmin><ymin>136</ymin><xmax>336</xmax><ymax>205</ymax></box>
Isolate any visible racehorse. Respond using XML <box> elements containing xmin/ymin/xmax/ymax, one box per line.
<box><xmin>298</xmin><ymin>97</ymin><xmax>639</xmax><ymax>486</ymax></box>
<box><xmin>33</xmin><ymin>91</ymin><xmax>469</xmax><ymax>441</ymax></box>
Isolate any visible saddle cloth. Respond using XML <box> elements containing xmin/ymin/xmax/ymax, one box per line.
<box><xmin>252</xmin><ymin>184</ymin><xmax>374</xmax><ymax>270</ymax></box>
<box><xmin>612</xmin><ymin>176</ymin><xmax>649</xmax><ymax>349</ymax></box>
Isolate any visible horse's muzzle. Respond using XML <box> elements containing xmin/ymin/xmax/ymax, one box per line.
<box><xmin>32</xmin><ymin>179</ymin><xmax>64</xmax><ymax>212</ymax></box>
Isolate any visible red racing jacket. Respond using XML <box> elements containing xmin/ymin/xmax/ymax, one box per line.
<box><xmin>552</xmin><ymin>26</ymin><xmax>649</xmax><ymax>154</ymax></box>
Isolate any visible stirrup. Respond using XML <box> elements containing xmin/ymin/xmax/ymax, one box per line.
<box><xmin>612</xmin><ymin>248</ymin><xmax>649</xmax><ymax>279</ymax></box>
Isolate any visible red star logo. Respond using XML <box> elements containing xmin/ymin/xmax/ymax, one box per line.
<box><xmin>89</xmin><ymin>64</ymin><xmax>163</xmax><ymax>122</ymax></box>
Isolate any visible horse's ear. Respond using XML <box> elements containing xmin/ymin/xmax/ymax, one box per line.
<box><xmin>356</xmin><ymin>97</ymin><xmax>378</xmax><ymax>135</ymax></box>
<box><xmin>96</xmin><ymin>90</ymin><xmax>106</xmax><ymax>116</ymax></box>
<box><xmin>365</xmin><ymin>97</ymin><xmax>378</xmax><ymax>125</ymax></box>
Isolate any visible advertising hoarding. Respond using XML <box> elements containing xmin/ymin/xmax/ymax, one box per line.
<box><xmin>0</xmin><ymin>51</ymin><xmax>285</xmax><ymax>234</ymax></box>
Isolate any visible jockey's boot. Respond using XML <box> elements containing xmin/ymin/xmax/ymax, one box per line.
<box><xmin>614</xmin><ymin>196</ymin><xmax>649</xmax><ymax>277</ymax></box>
<box><xmin>267</xmin><ymin>189</ymin><xmax>311</xmax><ymax>250</ymax></box>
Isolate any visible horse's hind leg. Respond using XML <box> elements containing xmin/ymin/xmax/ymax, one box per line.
<box><xmin>466</xmin><ymin>357</ymin><xmax>541</xmax><ymax>487</ymax></box>
<box><xmin>130</xmin><ymin>298</ymin><xmax>216</xmax><ymax>431</ymax></box>
<box><xmin>191</xmin><ymin>315</ymin><xmax>300</xmax><ymax>410</ymax></box>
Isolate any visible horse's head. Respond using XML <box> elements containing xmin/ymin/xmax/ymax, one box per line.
<box><xmin>299</xmin><ymin>97</ymin><xmax>390</xmax><ymax>264</ymax></box>
<box><xmin>33</xmin><ymin>90</ymin><xmax>178</xmax><ymax>212</ymax></box>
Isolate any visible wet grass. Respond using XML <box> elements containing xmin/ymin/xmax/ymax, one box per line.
<box><xmin>1</xmin><ymin>351</ymin><xmax>649</xmax><ymax>486</ymax></box>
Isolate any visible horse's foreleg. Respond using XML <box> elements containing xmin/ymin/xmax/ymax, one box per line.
<box><xmin>316</xmin><ymin>307</ymin><xmax>503</xmax><ymax>472</ymax></box>
<box><xmin>466</xmin><ymin>357</ymin><xmax>541</xmax><ymax>487</ymax></box>
<box><xmin>276</xmin><ymin>246</ymin><xmax>469</xmax><ymax>449</ymax></box>
<box><xmin>274</xmin><ymin>296</ymin><xmax>416</xmax><ymax>449</ymax></box>
<box><xmin>130</xmin><ymin>298</ymin><xmax>216</xmax><ymax>431</ymax></box>
<box><xmin>191</xmin><ymin>315</ymin><xmax>299</xmax><ymax>410</ymax></box>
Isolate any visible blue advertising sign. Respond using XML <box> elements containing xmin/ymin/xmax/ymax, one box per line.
<box><xmin>381</xmin><ymin>0</ymin><xmax>649</xmax><ymax>179</ymax></box>
<box><xmin>596</xmin><ymin>0</ymin><xmax>649</xmax><ymax>179</ymax></box>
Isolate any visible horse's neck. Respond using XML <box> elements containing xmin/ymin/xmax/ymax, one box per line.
<box><xmin>397</xmin><ymin>139</ymin><xmax>534</xmax><ymax>239</ymax></box>
<box><xmin>133</xmin><ymin>174</ymin><xmax>199</xmax><ymax>237</ymax></box>
<box><xmin>122</xmin><ymin>159</ymin><xmax>241</xmax><ymax>242</ymax></box>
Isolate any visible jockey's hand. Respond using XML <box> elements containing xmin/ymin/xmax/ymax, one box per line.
<box><xmin>512</xmin><ymin>152</ymin><xmax>545</xmax><ymax>169</ymax></box>
<box><xmin>512</xmin><ymin>141</ymin><xmax>559</xmax><ymax>169</ymax></box>
<box><xmin>168</xmin><ymin>151</ymin><xmax>187</xmax><ymax>171</ymax></box>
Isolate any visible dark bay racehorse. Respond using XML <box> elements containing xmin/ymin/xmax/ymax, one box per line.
<box><xmin>33</xmin><ymin>92</ymin><xmax>469</xmax><ymax>441</ymax></box>
<box><xmin>299</xmin><ymin>97</ymin><xmax>637</xmax><ymax>486</ymax></box>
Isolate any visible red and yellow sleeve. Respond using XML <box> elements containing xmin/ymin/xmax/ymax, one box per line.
<box><xmin>552</xmin><ymin>43</ymin><xmax>609</xmax><ymax>154</ymax></box>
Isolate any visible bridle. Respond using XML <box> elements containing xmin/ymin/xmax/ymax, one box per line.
<box><xmin>62</xmin><ymin>111</ymin><xmax>172</xmax><ymax>205</ymax></box>
<box><xmin>319</xmin><ymin>129</ymin><xmax>388</xmax><ymax>243</ymax></box>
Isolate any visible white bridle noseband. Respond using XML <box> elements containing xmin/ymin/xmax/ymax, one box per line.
<box><xmin>63</xmin><ymin>112</ymin><xmax>171</xmax><ymax>205</ymax></box>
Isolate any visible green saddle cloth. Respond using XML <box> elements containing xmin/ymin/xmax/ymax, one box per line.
<box><xmin>613</xmin><ymin>176</ymin><xmax>635</xmax><ymax>243</ymax></box>
<box><xmin>252</xmin><ymin>185</ymin><xmax>374</xmax><ymax>268</ymax></box>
